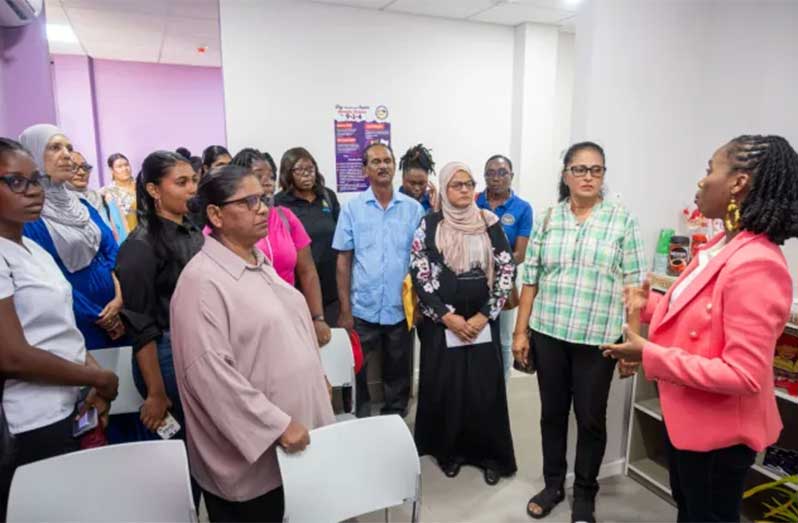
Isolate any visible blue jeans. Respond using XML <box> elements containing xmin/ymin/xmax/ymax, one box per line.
<box><xmin>131</xmin><ymin>331</ymin><xmax>186</xmax><ymax>436</ymax></box>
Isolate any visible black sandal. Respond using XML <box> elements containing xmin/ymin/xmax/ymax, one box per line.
<box><xmin>571</xmin><ymin>497</ymin><xmax>596</xmax><ymax>523</ymax></box>
<box><xmin>526</xmin><ymin>487</ymin><xmax>565</xmax><ymax>519</ymax></box>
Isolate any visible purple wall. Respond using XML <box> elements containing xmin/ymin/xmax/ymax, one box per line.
<box><xmin>0</xmin><ymin>12</ymin><xmax>57</xmax><ymax>139</ymax></box>
<box><xmin>92</xmin><ymin>59</ymin><xmax>226</xmax><ymax>183</ymax></box>
<box><xmin>51</xmin><ymin>55</ymin><xmax>226</xmax><ymax>185</ymax></box>
<box><xmin>51</xmin><ymin>54</ymin><xmax>100</xmax><ymax>186</ymax></box>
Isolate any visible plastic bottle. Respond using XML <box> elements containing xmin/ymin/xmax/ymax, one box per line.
<box><xmin>653</xmin><ymin>229</ymin><xmax>674</xmax><ymax>274</ymax></box>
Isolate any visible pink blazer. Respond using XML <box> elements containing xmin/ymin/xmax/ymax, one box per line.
<box><xmin>641</xmin><ymin>231</ymin><xmax>792</xmax><ymax>452</ymax></box>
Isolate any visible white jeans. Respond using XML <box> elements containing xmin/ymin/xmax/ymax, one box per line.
<box><xmin>499</xmin><ymin>308</ymin><xmax>517</xmax><ymax>383</ymax></box>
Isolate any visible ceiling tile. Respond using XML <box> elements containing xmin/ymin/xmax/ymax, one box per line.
<box><xmin>470</xmin><ymin>3</ymin><xmax>574</xmax><ymax>25</ymax></box>
<box><xmin>159</xmin><ymin>37</ymin><xmax>221</xmax><ymax>67</ymax></box>
<box><xmin>66</xmin><ymin>8</ymin><xmax>165</xmax><ymax>43</ymax></box>
<box><xmin>82</xmin><ymin>42</ymin><xmax>161</xmax><ymax>62</ymax></box>
<box><xmin>308</xmin><ymin>0</ymin><xmax>393</xmax><ymax>9</ymax></box>
<box><xmin>166</xmin><ymin>0</ymin><xmax>219</xmax><ymax>20</ymax></box>
<box><xmin>385</xmin><ymin>0</ymin><xmax>495</xmax><ymax>19</ymax></box>
<box><xmin>505</xmin><ymin>0</ymin><xmax>580</xmax><ymax>10</ymax></box>
<box><xmin>60</xmin><ymin>0</ymin><xmax>168</xmax><ymax>16</ymax></box>
<box><xmin>164</xmin><ymin>17</ymin><xmax>219</xmax><ymax>40</ymax></box>
<box><xmin>45</xmin><ymin>0</ymin><xmax>71</xmax><ymax>24</ymax></box>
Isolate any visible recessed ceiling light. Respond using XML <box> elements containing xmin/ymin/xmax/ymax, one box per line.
<box><xmin>46</xmin><ymin>24</ymin><xmax>78</xmax><ymax>44</ymax></box>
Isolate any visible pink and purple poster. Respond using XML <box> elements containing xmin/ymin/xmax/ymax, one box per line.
<box><xmin>334</xmin><ymin>104</ymin><xmax>391</xmax><ymax>193</ymax></box>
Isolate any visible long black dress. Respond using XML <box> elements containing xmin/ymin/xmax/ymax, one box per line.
<box><xmin>410</xmin><ymin>211</ymin><xmax>517</xmax><ymax>476</ymax></box>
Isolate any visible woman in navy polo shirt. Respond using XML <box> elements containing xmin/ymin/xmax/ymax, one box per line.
<box><xmin>476</xmin><ymin>154</ymin><xmax>533</xmax><ymax>382</ymax></box>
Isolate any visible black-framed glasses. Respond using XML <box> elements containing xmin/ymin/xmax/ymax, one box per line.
<box><xmin>74</xmin><ymin>163</ymin><xmax>93</xmax><ymax>172</ymax></box>
<box><xmin>219</xmin><ymin>193</ymin><xmax>270</xmax><ymax>211</ymax></box>
<box><xmin>485</xmin><ymin>169</ymin><xmax>511</xmax><ymax>178</ymax></box>
<box><xmin>448</xmin><ymin>180</ymin><xmax>476</xmax><ymax>191</ymax></box>
<box><xmin>567</xmin><ymin>165</ymin><xmax>606</xmax><ymax>177</ymax></box>
<box><xmin>0</xmin><ymin>171</ymin><xmax>44</xmax><ymax>194</ymax></box>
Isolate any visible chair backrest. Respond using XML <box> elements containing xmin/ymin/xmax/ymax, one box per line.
<box><xmin>91</xmin><ymin>346</ymin><xmax>144</xmax><ymax>414</ymax></box>
<box><xmin>278</xmin><ymin>415</ymin><xmax>420</xmax><ymax>523</ymax></box>
<box><xmin>319</xmin><ymin>329</ymin><xmax>354</xmax><ymax>388</ymax></box>
<box><xmin>7</xmin><ymin>440</ymin><xmax>196</xmax><ymax>522</ymax></box>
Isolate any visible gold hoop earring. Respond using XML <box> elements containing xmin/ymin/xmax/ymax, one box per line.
<box><xmin>724</xmin><ymin>196</ymin><xmax>741</xmax><ymax>232</ymax></box>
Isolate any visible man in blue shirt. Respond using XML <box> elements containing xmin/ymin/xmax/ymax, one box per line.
<box><xmin>333</xmin><ymin>143</ymin><xmax>425</xmax><ymax>418</ymax></box>
<box><xmin>476</xmin><ymin>154</ymin><xmax>533</xmax><ymax>383</ymax></box>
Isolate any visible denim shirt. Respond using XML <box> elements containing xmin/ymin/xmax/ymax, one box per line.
<box><xmin>332</xmin><ymin>187</ymin><xmax>425</xmax><ymax>325</ymax></box>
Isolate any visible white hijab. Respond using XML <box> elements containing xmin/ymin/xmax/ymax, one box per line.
<box><xmin>19</xmin><ymin>124</ymin><xmax>101</xmax><ymax>273</ymax></box>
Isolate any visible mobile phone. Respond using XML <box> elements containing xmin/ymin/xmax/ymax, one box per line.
<box><xmin>156</xmin><ymin>412</ymin><xmax>181</xmax><ymax>440</ymax></box>
<box><xmin>72</xmin><ymin>404</ymin><xmax>99</xmax><ymax>438</ymax></box>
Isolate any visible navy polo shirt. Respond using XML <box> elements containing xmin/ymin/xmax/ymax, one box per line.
<box><xmin>476</xmin><ymin>190</ymin><xmax>533</xmax><ymax>249</ymax></box>
<box><xmin>398</xmin><ymin>185</ymin><xmax>432</xmax><ymax>212</ymax></box>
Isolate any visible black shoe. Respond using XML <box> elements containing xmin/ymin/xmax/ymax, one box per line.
<box><xmin>571</xmin><ymin>497</ymin><xmax>596</xmax><ymax>523</ymax></box>
<box><xmin>484</xmin><ymin>467</ymin><xmax>501</xmax><ymax>486</ymax></box>
<box><xmin>441</xmin><ymin>458</ymin><xmax>463</xmax><ymax>478</ymax></box>
<box><xmin>527</xmin><ymin>486</ymin><xmax>565</xmax><ymax>519</ymax></box>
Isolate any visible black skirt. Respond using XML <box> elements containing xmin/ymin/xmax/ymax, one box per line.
<box><xmin>413</xmin><ymin>270</ymin><xmax>517</xmax><ymax>476</ymax></box>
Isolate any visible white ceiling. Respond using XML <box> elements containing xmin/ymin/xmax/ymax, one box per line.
<box><xmin>46</xmin><ymin>0</ymin><xmax>577</xmax><ymax>67</ymax></box>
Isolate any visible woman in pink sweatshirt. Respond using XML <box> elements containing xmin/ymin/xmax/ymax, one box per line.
<box><xmin>604</xmin><ymin>135</ymin><xmax>798</xmax><ymax>522</ymax></box>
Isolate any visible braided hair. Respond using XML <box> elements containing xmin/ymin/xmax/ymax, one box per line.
<box><xmin>399</xmin><ymin>144</ymin><xmax>435</xmax><ymax>175</ymax></box>
<box><xmin>726</xmin><ymin>135</ymin><xmax>798</xmax><ymax>245</ymax></box>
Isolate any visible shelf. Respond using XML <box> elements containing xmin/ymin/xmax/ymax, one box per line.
<box><xmin>628</xmin><ymin>458</ymin><xmax>672</xmax><ymax>497</ymax></box>
<box><xmin>634</xmin><ymin>398</ymin><xmax>663</xmax><ymax>421</ymax></box>
<box><xmin>775</xmin><ymin>388</ymin><xmax>798</xmax><ymax>405</ymax></box>
<box><xmin>751</xmin><ymin>464</ymin><xmax>798</xmax><ymax>490</ymax></box>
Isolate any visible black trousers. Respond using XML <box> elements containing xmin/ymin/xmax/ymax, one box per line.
<box><xmin>203</xmin><ymin>487</ymin><xmax>284</xmax><ymax>523</ymax></box>
<box><xmin>354</xmin><ymin>318</ymin><xmax>413</xmax><ymax>417</ymax></box>
<box><xmin>532</xmin><ymin>331</ymin><xmax>616</xmax><ymax>499</ymax></box>
<box><xmin>0</xmin><ymin>414</ymin><xmax>80</xmax><ymax>522</ymax></box>
<box><xmin>665</xmin><ymin>435</ymin><xmax>755</xmax><ymax>522</ymax></box>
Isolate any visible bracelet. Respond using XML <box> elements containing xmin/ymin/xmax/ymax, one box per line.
<box><xmin>312</xmin><ymin>315</ymin><xmax>325</xmax><ymax>322</ymax></box>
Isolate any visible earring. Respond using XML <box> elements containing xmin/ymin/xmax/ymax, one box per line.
<box><xmin>724</xmin><ymin>196</ymin><xmax>741</xmax><ymax>232</ymax></box>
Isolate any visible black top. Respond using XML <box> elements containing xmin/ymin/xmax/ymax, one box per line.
<box><xmin>116</xmin><ymin>217</ymin><xmax>204</xmax><ymax>352</ymax></box>
<box><xmin>274</xmin><ymin>187</ymin><xmax>340</xmax><ymax>305</ymax></box>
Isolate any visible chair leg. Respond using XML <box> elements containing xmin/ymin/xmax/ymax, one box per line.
<box><xmin>411</xmin><ymin>502</ymin><xmax>418</xmax><ymax>523</ymax></box>
<box><xmin>384</xmin><ymin>507</ymin><xmax>390</xmax><ymax>523</ymax></box>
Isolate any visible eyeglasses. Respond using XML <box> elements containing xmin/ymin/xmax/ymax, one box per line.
<box><xmin>567</xmin><ymin>165</ymin><xmax>606</xmax><ymax>177</ymax></box>
<box><xmin>219</xmin><ymin>193</ymin><xmax>270</xmax><ymax>211</ymax></box>
<box><xmin>448</xmin><ymin>180</ymin><xmax>476</xmax><ymax>191</ymax></box>
<box><xmin>74</xmin><ymin>163</ymin><xmax>93</xmax><ymax>173</ymax></box>
<box><xmin>485</xmin><ymin>169</ymin><xmax>511</xmax><ymax>178</ymax></box>
<box><xmin>291</xmin><ymin>166</ymin><xmax>316</xmax><ymax>176</ymax></box>
<box><xmin>0</xmin><ymin>172</ymin><xmax>44</xmax><ymax>194</ymax></box>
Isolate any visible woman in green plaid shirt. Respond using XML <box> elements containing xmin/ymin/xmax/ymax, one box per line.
<box><xmin>513</xmin><ymin>142</ymin><xmax>645</xmax><ymax>523</ymax></box>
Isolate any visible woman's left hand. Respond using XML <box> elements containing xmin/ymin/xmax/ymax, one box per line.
<box><xmin>466</xmin><ymin>313</ymin><xmax>489</xmax><ymax>336</ymax></box>
<box><xmin>314</xmin><ymin>319</ymin><xmax>332</xmax><ymax>347</ymax></box>
<box><xmin>601</xmin><ymin>325</ymin><xmax>646</xmax><ymax>362</ymax></box>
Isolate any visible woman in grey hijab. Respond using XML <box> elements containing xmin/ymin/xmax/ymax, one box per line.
<box><xmin>19</xmin><ymin>124</ymin><xmax>126</xmax><ymax>350</ymax></box>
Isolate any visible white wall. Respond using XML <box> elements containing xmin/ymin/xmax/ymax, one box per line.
<box><xmin>220</xmin><ymin>0</ymin><xmax>515</xmax><ymax>202</ymax></box>
<box><xmin>573</xmin><ymin>0</ymin><xmax>798</xmax><ymax>467</ymax></box>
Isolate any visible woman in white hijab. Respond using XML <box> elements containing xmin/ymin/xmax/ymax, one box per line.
<box><xmin>19</xmin><ymin>124</ymin><xmax>126</xmax><ymax>350</ymax></box>
<box><xmin>409</xmin><ymin>161</ymin><xmax>517</xmax><ymax>486</ymax></box>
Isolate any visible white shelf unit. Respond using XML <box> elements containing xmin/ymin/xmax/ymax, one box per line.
<box><xmin>624</xmin><ymin>282</ymin><xmax>798</xmax><ymax>513</ymax></box>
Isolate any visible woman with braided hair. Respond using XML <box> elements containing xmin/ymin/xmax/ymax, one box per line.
<box><xmin>398</xmin><ymin>143</ymin><xmax>437</xmax><ymax>212</ymax></box>
<box><xmin>604</xmin><ymin>135</ymin><xmax>798</xmax><ymax>523</ymax></box>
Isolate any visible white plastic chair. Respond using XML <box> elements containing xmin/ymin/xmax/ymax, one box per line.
<box><xmin>91</xmin><ymin>346</ymin><xmax>144</xmax><ymax>414</ymax></box>
<box><xmin>7</xmin><ymin>440</ymin><xmax>196</xmax><ymax>522</ymax></box>
<box><xmin>319</xmin><ymin>328</ymin><xmax>356</xmax><ymax>420</ymax></box>
<box><xmin>277</xmin><ymin>415</ymin><xmax>421</xmax><ymax>523</ymax></box>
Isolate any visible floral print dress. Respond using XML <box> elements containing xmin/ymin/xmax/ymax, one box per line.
<box><xmin>409</xmin><ymin>211</ymin><xmax>517</xmax><ymax>476</ymax></box>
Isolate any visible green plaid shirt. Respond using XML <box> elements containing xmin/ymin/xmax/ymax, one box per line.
<box><xmin>521</xmin><ymin>200</ymin><xmax>646</xmax><ymax>346</ymax></box>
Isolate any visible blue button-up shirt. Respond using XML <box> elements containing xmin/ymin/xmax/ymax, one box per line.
<box><xmin>476</xmin><ymin>190</ymin><xmax>533</xmax><ymax>250</ymax></box>
<box><xmin>333</xmin><ymin>187</ymin><xmax>425</xmax><ymax>325</ymax></box>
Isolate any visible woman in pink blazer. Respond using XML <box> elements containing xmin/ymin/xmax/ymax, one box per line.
<box><xmin>604</xmin><ymin>135</ymin><xmax>798</xmax><ymax>522</ymax></box>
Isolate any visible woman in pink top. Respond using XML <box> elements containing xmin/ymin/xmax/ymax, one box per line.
<box><xmin>171</xmin><ymin>165</ymin><xmax>335</xmax><ymax>523</ymax></box>
<box><xmin>231</xmin><ymin>149</ymin><xmax>332</xmax><ymax>347</ymax></box>
<box><xmin>604</xmin><ymin>135</ymin><xmax>798</xmax><ymax>522</ymax></box>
